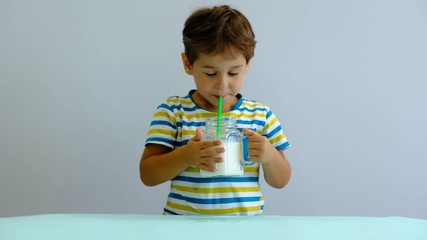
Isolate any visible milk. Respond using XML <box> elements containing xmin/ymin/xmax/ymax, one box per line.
<box><xmin>200</xmin><ymin>141</ymin><xmax>244</xmax><ymax>177</ymax></box>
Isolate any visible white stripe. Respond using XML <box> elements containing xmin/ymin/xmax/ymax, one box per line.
<box><xmin>171</xmin><ymin>181</ymin><xmax>261</xmax><ymax>188</ymax></box>
<box><xmin>179</xmin><ymin>171</ymin><xmax>260</xmax><ymax>178</ymax></box>
<box><xmin>170</xmin><ymin>189</ymin><xmax>262</xmax><ymax>199</ymax></box>
<box><xmin>167</xmin><ymin>197</ymin><xmax>263</xmax><ymax>211</ymax></box>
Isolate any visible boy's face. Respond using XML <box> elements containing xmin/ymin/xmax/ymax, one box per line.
<box><xmin>182</xmin><ymin>51</ymin><xmax>251</xmax><ymax>112</ymax></box>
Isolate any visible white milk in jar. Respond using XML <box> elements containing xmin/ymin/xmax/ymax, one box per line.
<box><xmin>200</xmin><ymin>117</ymin><xmax>244</xmax><ymax>177</ymax></box>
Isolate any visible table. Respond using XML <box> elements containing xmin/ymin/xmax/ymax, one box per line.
<box><xmin>1</xmin><ymin>214</ymin><xmax>426</xmax><ymax>240</ymax></box>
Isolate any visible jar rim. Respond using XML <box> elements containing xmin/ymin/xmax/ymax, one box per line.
<box><xmin>205</xmin><ymin>117</ymin><xmax>236</xmax><ymax>127</ymax></box>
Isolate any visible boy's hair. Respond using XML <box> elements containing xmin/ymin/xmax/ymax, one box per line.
<box><xmin>183</xmin><ymin>5</ymin><xmax>256</xmax><ymax>64</ymax></box>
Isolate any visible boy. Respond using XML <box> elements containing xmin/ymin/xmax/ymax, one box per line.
<box><xmin>140</xmin><ymin>5</ymin><xmax>291</xmax><ymax>215</ymax></box>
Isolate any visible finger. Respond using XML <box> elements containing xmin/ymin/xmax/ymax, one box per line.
<box><xmin>200</xmin><ymin>154</ymin><xmax>223</xmax><ymax>166</ymax></box>
<box><xmin>243</xmin><ymin>128</ymin><xmax>261</xmax><ymax>140</ymax></box>
<box><xmin>199</xmin><ymin>162</ymin><xmax>217</xmax><ymax>172</ymax></box>
<box><xmin>200</xmin><ymin>140</ymin><xmax>223</xmax><ymax>149</ymax></box>
<box><xmin>213</xmin><ymin>156</ymin><xmax>224</xmax><ymax>163</ymax></box>
<box><xmin>242</xmin><ymin>128</ymin><xmax>254</xmax><ymax>136</ymax></box>
<box><xmin>204</xmin><ymin>146</ymin><xmax>225</xmax><ymax>155</ymax></box>
<box><xmin>248</xmin><ymin>155</ymin><xmax>261</xmax><ymax>162</ymax></box>
<box><xmin>191</xmin><ymin>128</ymin><xmax>204</xmax><ymax>141</ymax></box>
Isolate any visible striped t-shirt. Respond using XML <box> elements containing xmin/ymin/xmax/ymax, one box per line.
<box><xmin>145</xmin><ymin>90</ymin><xmax>290</xmax><ymax>215</ymax></box>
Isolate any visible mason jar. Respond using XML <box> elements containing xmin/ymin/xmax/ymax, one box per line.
<box><xmin>200</xmin><ymin>117</ymin><xmax>244</xmax><ymax>177</ymax></box>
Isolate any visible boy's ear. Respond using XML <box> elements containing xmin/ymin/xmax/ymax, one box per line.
<box><xmin>181</xmin><ymin>52</ymin><xmax>193</xmax><ymax>75</ymax></box>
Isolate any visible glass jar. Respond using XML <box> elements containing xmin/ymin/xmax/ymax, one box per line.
<box><xmin>200</xmin><ymin>117</ymin><xmax>244</xmax><ymax>177</ymax></box>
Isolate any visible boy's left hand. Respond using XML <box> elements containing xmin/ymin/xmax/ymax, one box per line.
<box><xmin>242</xmin><ymin>128</ymin><xmax>279</xmax><ymax>165</ymax></box>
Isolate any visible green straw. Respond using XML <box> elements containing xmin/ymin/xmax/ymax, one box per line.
<box><xmin>216</xmin><ymin>97</ymin><xmax>223</xmax><ymax>139</ymax></box>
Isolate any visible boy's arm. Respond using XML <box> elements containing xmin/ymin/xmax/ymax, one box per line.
<box><xmin>139</xmin><ymin>128</ymin><xmax>224</xmax><ymax>186</ymax></box>
<box><xmin>242</xmin><ymin>128</ymin><xmax>291</xmax><ymax>189</ymax></box>
<box><xmin>262</xmin><ymin>150</ymin><xmax>291</xmax><ymax>189</ymax></box>
<box><xmin>140</xmin><ymin>144</ymin><xmax>186</xmax><ymax>186</ymax></box>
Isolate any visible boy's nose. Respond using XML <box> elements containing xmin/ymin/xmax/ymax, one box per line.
<box><xmin>217</xmin><ymin>74</ymin><xmax>229</xmax><ymax>89</ymax></box>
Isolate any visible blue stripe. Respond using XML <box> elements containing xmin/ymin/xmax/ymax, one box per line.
<box><xmin>181</xmin><ymin>121</ymin><xmax>205</xmax><ymax>127</ymax></box>
<box><xmin>266</xmin><ymin>125</ymin><xmax>282</xmax><ymax>138</ymax></box>
<box><xmin>176</xmin><ymin>141</ymin><xmax>186</xmax><ymax>147</ymax></box>
<box><xmin>163</xmin><ymin>208</ymin><xmax>179</xmax><ymax>215</ymax></box>
<box><xmin>173</xmin><ymin>176</ymin><xmax>259</xmax><ymax>183</ymax></box>
<box><xmin>183</xmin><ymin>106</ymin><xmax>199</xmax><ymax>112</ymax></box>
<box><xmin>168</xmin><ymin>193</ymin><xmax>261</xmax><ymax>205</ymax></box>
<box><xmin>237</xmin><ymin>119</ymin><xmax>266</xmax><ymax>126</ymax></box>
<box><xmin>158</xmin><ymin>103</ymin><xmax>175</xmax><ymax>111</ymax></box>
<box><xmin>163</xmin><ymin>95</ymin><xmax>211</xmax><ymax>112</ymax></box>
<box><xmin>159</xmin><ymin>103</ymin><xmax>191</xmax><ymax>112</ymax></box>
<box><xmin>276</xmin><ymin>141</ymin><xmax>291</xmax><ymax>150</ymax></box>
<box><xmin>238</xmin><ymin>106</ymin><xmax>268</xmax><ymax>113</ymax></box>
<box><xmin>146</xmin><ymin>137</ymin><xmax>176</xmax><ymax>146</ymax></box>
<box><xmin>150</xmin><ymin>120</ymin><xmax>177</xmax><ymax>129</ymax></box>
<box><xmin>150</xmin><ymin>120</ymin><xmax>204</xmax><ymax>128</ymax></box>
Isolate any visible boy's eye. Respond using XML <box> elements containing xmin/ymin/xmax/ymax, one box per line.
<box><xmin>204</xmin><ymin>72</ymin><xmax>239</xmax><ymax>77</ymax></box>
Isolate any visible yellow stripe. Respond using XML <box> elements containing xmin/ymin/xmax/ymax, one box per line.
<box><xmin>182</xmin><ymin>129</ymin><xmax>196</xmax><ymax>136</ymax></box>
<box><xmin>270</xmin><ymin>134</ymin><xmax>286</xmax><ymax>145</ymax></box>
<box><xmin>185</xmin><ymin>167</ymin><xmax>199</xmax><ymax>173</ymax></box>
<box><xmin>185</xmin><ymin>112</ymin><xmax>217</xmax><ymax>119</ymax></box>
<box><xmin>240</xmin><ymin>101</ymin><xmax>263</xmax><ymax>109</ymax></box>
<box><xmin>268</xmin><ymin>117</ymin><xmax>278</xmax><ymax>126</ymax></box>
<box><xmin>166</xmin><ymin>201</ymin><xmax>263</xmax><ymax>214</ymax></box>
<box><xmin>172</xmin><ymin>185</ymin><xmax>261</xmax><ymax>194</ymax></box>
<box><xmin>148</xmin><ymin>129</ymin><xmax>175</xmax><ymax>137</ymax></box>
<box><xmin>153</xmin><ymin>111</ymin><xmax>175</xmax><ymax>119</ymax></box>
<box><xmin>244</xmin><ymin>166</ymin><xmax>259</xmax><ymax>172</ymax></box>
<box><xmin>166</xmin><ymin>98</ymin><xmax>193</xmax><ymax>105</ymax></box>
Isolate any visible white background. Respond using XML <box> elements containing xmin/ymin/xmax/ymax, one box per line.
<box><xmin>1</xmin><ymin>0</ymin><xmax>426</xmax><ymax>218</ymax></box>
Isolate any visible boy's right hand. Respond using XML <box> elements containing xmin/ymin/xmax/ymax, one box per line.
<box><xmin>185</xmin><ymin>128</ymin><xmax>224</xmax><ymax>172</ymax></box>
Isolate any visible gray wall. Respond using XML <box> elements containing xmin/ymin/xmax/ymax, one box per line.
<box><xmin>1</xmin><ymin>0</ymin><xmax>426</xmax><ymax>218</ymax></box>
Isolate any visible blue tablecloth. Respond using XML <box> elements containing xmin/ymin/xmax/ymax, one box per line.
<box><xmin>1</xmin><ymin>214</ymin><xmax>426</xmax><ymax>240</ymax></box>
